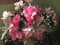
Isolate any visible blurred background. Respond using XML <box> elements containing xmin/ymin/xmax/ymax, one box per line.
<box><xmin>0</xmin><ymin>0</ymin><xmax>60</xmax><ymax>45</ymax></box>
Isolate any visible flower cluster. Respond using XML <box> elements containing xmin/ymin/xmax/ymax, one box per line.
<box><xmin>1</xmin><ymin>0</ymin><xmax>57</xmax><ymax>45</ymax></box>
<box><xmin>14</xmin><ymin>0</ymin><xmax>25</xmax><ymax>11</ymax></box>
<box><xmin>43</xmin><ymin>7</ymin><xmax>57</xmax><ymax>28</ymax></box>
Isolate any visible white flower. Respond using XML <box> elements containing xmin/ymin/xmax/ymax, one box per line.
<box><xmin>14</xmin><ymin>0</ymin><xmax>24</xmax><ymax>7</ymax></box>
<box><xmin>19</xmin><ymin>0</ymin><xmax>24</xmax><ymax>6</ymax></box>
<box><xmin>1</xmin><ymin>11</ymin><xmax>9</xmax><ymax>19</ymax></box>
<box><xmin>5</xmin><ymin>40</ymin><xmax>7</xmax><ymax>43</ymax></box>
<box><xmin>14</xmin><ymin>2</ymin><xmax>20</xmax><ymax>7</ymax></box>
<box><xmin>15</xmin><ymin>6</ymin><xmax>20</xmax><ymax>11</ymax></box>
<box><xmin>47</xmin><ymin>15</ymin><xmax>49</xmax><ymax>18</ymax></box>
<box><xmin>21</xmin><ymin>12</ymin><xmax>24</xmax><ymax>15</ymax></box>
<box><xmin>47</xmin><ymin>23</ymin><xmax>49</xmax><ymax>25</ymax></box>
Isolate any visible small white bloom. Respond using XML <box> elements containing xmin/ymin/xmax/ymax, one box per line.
<box><xmin>19</xmin><ymin>0</ymin><xmax>24</xmax><ymax>6</ymax></box>
<box><xmin>21</xmin><ymin>12</ymin><xmax>24</xmax><ymax>15</ymax></box>
<box><xmin>47</xmin><ymin>15</ymin><xmax>49</xmax><ymax>18</ymax></box>
<box><xmin>1</xmin><ymin>11</ymin><xmax>9</xmax><ymax>19</ymax></box>
<box><xmin>14</xmin><ymin>2</ymin><xmax>20</xmax><ymax>7</ymax></box>
<box><xmin>15</xmin><ymin>6</ymin><xmax>20</xmax><ymax>10</ymax></box>
<box><xmin>5</xmin><ymin>40</ymin><xmax>7</xmax><ymax>43</ymax></box>
<box><xmin>47</xmin><ymin>23</ymin><xmax>49</xmax><ymax>25</ymax></box>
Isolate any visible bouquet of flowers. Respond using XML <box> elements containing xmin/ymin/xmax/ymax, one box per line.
<box><xmin>1</xmin><ymin>0</ymin><xmax>57</xmax><ymax>45</ymax></box>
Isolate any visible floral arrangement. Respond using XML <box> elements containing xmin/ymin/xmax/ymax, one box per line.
<box><xmin>1</xmin><ymin>0</ymin><xmax>57</xmax><ymax>45</ymax></box>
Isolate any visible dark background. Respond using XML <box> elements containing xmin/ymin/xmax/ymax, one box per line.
<box><xmin>0</xmin><ymin>0</ymin><xmax>19</xmax><ymax>4</ymax></box>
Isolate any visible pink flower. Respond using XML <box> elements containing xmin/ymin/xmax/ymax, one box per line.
<box><xmin>39</xmin><ymin>31</ymin><xmax>45</xmax><ymax>40</ymax></box>
<box><xmin>9</xmin><ymin>27</ymin><xmax>23</xmax><ymax>41</ymax></box>
<box><xmin>23</xmin><ymin>6</ymin><xmax>36</xmax><ymax>16</ymax></box>
<box><xmin>9</xmin><ymin>14</ymin><xmax>21</xmax><ymax>41</ymax></box>
<box><xmin>9</xmin><ymin>27</ymin><xmax>18</xmax><ymax>41</ymax></box>
<box><xmin>16</xmin><ymin>31</ymin><xmax>23</xmax><ymax>40</ymax></box>
<box><xmin>11</xmin><ymin>14</ymin><xmax>20</xmax><ymax>27</ymax></box>
<box><xmin>23</xmin><ymin>6</ymin><xmax>37</xmax><ymax>26</ymax></box>
<box><xmin>35</xmin><ymin>5</ymin><xmax>43</xmax><ymax>16</ymax></box>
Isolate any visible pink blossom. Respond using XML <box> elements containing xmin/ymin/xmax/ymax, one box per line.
<box><xmin>11</xmin><ymin>14</ymin><xmax>20</xmax><ymax>27</ymax></box>
<box><xmin>39</xmin><ymin>31</ymin><xmax>45</xmax><ymax>40</ymax></box>
<box><xmin>9</xmin><ymin>14</ymin><xmax>21</xmax><ymax>41</ymax></box>
<box><xmin>23</xmin><ymin>6</ymin><xmax>36</xmax><ymax>26</ymax></box>
<box><xmin>16</xmin><ymin>31</ymin><xmax>23</xmax><ymax>40</ymax></box>
<box><xmin>36</xmin><ymin>6</ymin><xmax>43</xmax><ymax>16</ymax></box>
<box><xmin>23</xmin><ymin>6</ymin><xmax>36</xmax><ymax>16</ymax></box>
<box><xmin>9</xmin><ymin>27</ymin><xmax>23</xmax><ymax>41</ymax></box>
<box><xmin>9</xmin><ymin>27</ymin><xmax>18</xmax><ymax>41</ymax></box>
